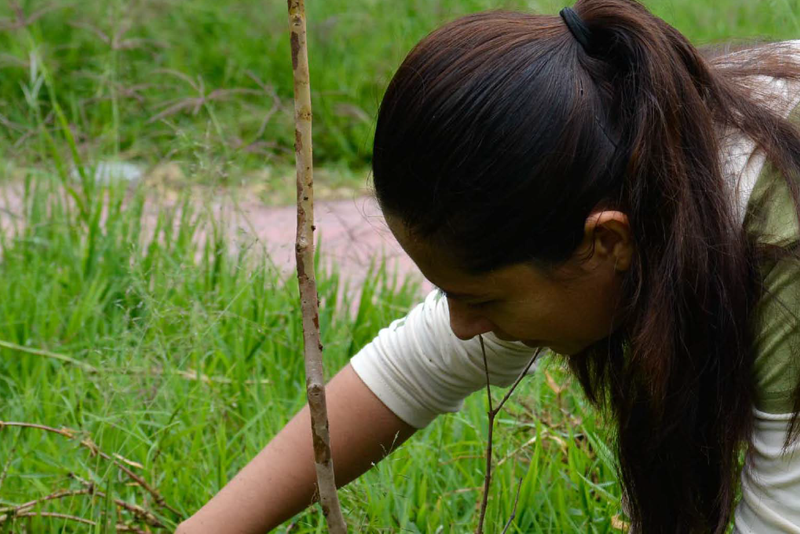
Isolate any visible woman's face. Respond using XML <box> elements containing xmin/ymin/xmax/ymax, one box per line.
<box><xmin>386</xmin><ymin>211</ymin><xmax>634</xmax><ymax>356</ymax></box>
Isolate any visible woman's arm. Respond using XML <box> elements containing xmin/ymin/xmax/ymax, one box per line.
<box><xmin>178</xmin><ymin>290</ymin><xmax>538</xmax><ymax>533</ymax></box>
<box><xmin>734</xmin><ymin>410</ymin><xmax>800</xmax><ymax>533</ymax></box>
<box><xmin>176</xmin><ymin>363</ymin><xmax>416</xmax><ymax>534</ymax></box>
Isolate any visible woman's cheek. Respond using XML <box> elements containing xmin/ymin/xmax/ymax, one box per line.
<box><xmin>493</xmin><ymin>307</ymin><xmax>539</xmax><ymax>339</ymax></box>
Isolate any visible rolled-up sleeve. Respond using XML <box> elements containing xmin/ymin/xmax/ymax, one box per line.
<box><xmin>349</xmin><ymin>289</ymin><xmax>540</xmax><ymax>429</ymax></box>
<box><xmin>735</xmin><ymin>410</ymin><xmax>800</xmax><ymax>533</ymax></box>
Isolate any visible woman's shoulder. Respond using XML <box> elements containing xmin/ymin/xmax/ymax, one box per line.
<box><xmin>744</xmin><ymin>101</ymin><xmax>800</xmax><ymax>247</ymax></box>
<box><xmin>717</xmin><ymin>40</ymin><xmax>800</xmax><ymax>226</ymax></box>
<box><xmin>715</xmin><ymin>40</ymin><xmax>800</xmax><ymax>105</ymax></box>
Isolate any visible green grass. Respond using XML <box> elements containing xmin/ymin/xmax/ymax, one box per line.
<box><xmin>0</xmin><ymin>0</ymin><xmax>797</xmax><ymax>196</ymax></box>
<box><xmin>0</xmin><ymin>75</ymin><xmax>622</xmax><ymax>530</ymax></box>
<box><xmin>0</xmin><ymin>0</ymin><xmax>796</xmax><ymax>531</ymax></box>
<box><xmin>0</xmin><ymin>167</ymin><xmax>620</xmax><ymax>532</ymax></box>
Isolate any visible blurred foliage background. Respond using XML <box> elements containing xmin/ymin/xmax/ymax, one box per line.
<box><xmin>0</xmin><ymin>0</ymin><xmax>797</xmax><ymax>197</ymax></box>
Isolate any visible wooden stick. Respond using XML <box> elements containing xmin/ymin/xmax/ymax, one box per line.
<box><xmin>286</xmin><ymin>1</ymin><xmax>346</xmax><ymax>532</ymax></box>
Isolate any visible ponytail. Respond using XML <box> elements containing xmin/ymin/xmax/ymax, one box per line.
<box><xmin>566</xmin><ymin>2</ymin><xmax>759</xmax><ymax>531</ymax></box>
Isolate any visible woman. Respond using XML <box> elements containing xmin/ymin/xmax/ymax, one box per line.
<box><xmin>179</xmin><ymin>1</ymin><xmax>800</xmax><ymax>532</ymax></box>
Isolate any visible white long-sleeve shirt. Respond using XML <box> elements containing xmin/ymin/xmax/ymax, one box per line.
<box><xmin>351</xmin><ymin>40</ymin><xmax>800</xmax><ymax>533</ymax></box>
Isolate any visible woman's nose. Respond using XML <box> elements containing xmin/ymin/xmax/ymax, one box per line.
<box><xmin>447</xmin><ymin>298</ymin><xmax>494</xmax><ymax>340</ymax></box>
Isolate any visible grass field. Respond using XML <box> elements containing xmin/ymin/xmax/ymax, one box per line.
<box><xmin>0</xmin><ymin>0</ymin><xmax>798</xmax><ymax>532</ymax></box>
<box><xmin>0</xmin><ymin>0</ymin><xmax>798</xmax><ymax>197</ymax></box>
<box><xmin>0</xmin><ymin>167</ymin><xmax>619</xmax><ymax>532</ymax></box>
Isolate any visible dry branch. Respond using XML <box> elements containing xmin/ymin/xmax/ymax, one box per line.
<box><xmin>0</xmin><ymin>511</ymin><xmax>149</xmax><ymax>533</ymax></box>
<box><xmin>0</xmin><ymin>488</ymin><xmax>92</xmax><ymax>515</ymax></box>
<box><xmin>0</xmin><ymin>481</ymin><xmax>166</xmax><ymax>528</ymax></box>
<box><xmin>475</xmin><ymin>337</ymin><xmax>541</xmax><ymax>534</ymax></box>
<box><xmin>286</xmin><ymin>0</ymin><xmax>347</xmax><ymax>532</ymax></box>
<box><xmin>0</xmin><ymin>421</ymin><xmax>178</xmax><ymax>516</ymax></box>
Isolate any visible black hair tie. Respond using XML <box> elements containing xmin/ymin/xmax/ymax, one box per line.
<box><xmin>559</xmin><ymin>7</ymin><xmax>591</xmax><ymax>51</ymax></box>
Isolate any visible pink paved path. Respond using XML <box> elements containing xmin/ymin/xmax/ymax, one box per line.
<box><xmin>1</xmin><ymin>185</ymin><xmax>432</xmax><ymax>296</ymax></box>
<box><xmin>236</xmin><ymin>195</ymin><xmax>431</xmax><ymax>294</ymax></box>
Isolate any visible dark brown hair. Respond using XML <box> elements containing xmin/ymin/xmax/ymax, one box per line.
<box><xmin>372</xmin><ymin>1</ymin><xmax>800</xmax><ymax>532</ymax></box>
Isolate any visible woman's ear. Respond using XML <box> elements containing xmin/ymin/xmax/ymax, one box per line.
<box><xmin>583</xmin><ymin>210</ymin><xmax>634</xmax><ymax>272</ymax></box>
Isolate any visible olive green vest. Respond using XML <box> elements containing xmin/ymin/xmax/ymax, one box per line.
<box><xmin>743</xmin><ymin>103</ymin><xmax>800</xmax><ymax>413</ymax></box>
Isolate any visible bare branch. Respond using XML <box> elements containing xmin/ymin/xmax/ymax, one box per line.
<box><xmin>475</xmin><ymin>338</ymin><xmax>542</xmax><ymax>534</ymax></box>
<box><xmin>476</xmin><ymin>336</ymin><xmax>495</xmax><ymax>534</ymax></box>
<box><xmin>7</xmin><ymin>480</ymin><xmax>167</xmax><ymax>528</ymax></box>
<box><xmin>495</xmin><ymin>351</ymin><xmax>540</xmax><ymax>414</ymax></box>
<box><xmin>481</xmin><ymin>336</ymin><xmax>494</xmax><ymax>414</ymax></box>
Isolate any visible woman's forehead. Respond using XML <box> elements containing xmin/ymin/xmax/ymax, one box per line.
<box><xmin>385</xmin><ymin>211</ymin><xmax>552</xmax><ymax>291</ymax></box>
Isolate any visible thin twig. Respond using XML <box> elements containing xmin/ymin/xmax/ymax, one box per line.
<box><xmin>6</xmin><ymin>483</ymin><xmax>167</xmax><ymax>528</ymax></box>
<box><xmin>0</xmin><ymin>488</ymin><xmax>91</xmax><ymax>515</ymax></box>
<box><xmin>500</xmin><ymin>477</ymin><xmax>524</xmax><ymax>534</ymax></box>
<box><xmin>0</xmin><ymin>421</ymin><xmax>179</xmax><ymax>516</ymax></box>
<box><xmin>76</xmin><ymin>482</ymin><xmax>165</xmax><ymax>528</ymax></box>
<box><xmin>0</xmin><ymin>511</ymin><xmax>148</xmax><ymax>533</ymax></box>
<box><xmin>0</xmin><ymin>485</ymin><xmax>163</xmax><ymax>529</ymax></box>
<box><xmin>475</xmin><ymin>337</ymin><xmax>542</xmax><ymax>534</ymax></box>
<box><xmin>287</xmin><ymin>0</ymin><xmax>346</xmax><ymax>532</ymax></box>
<box><xmin>495</xmin><ymin>353</ymin><xmax>540</xmax><ymax>414</ymax></box>
<box><xmin>0</xmin><ymin>511</ymin><xmax>95</xmax><ymax>526</ymax></box>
